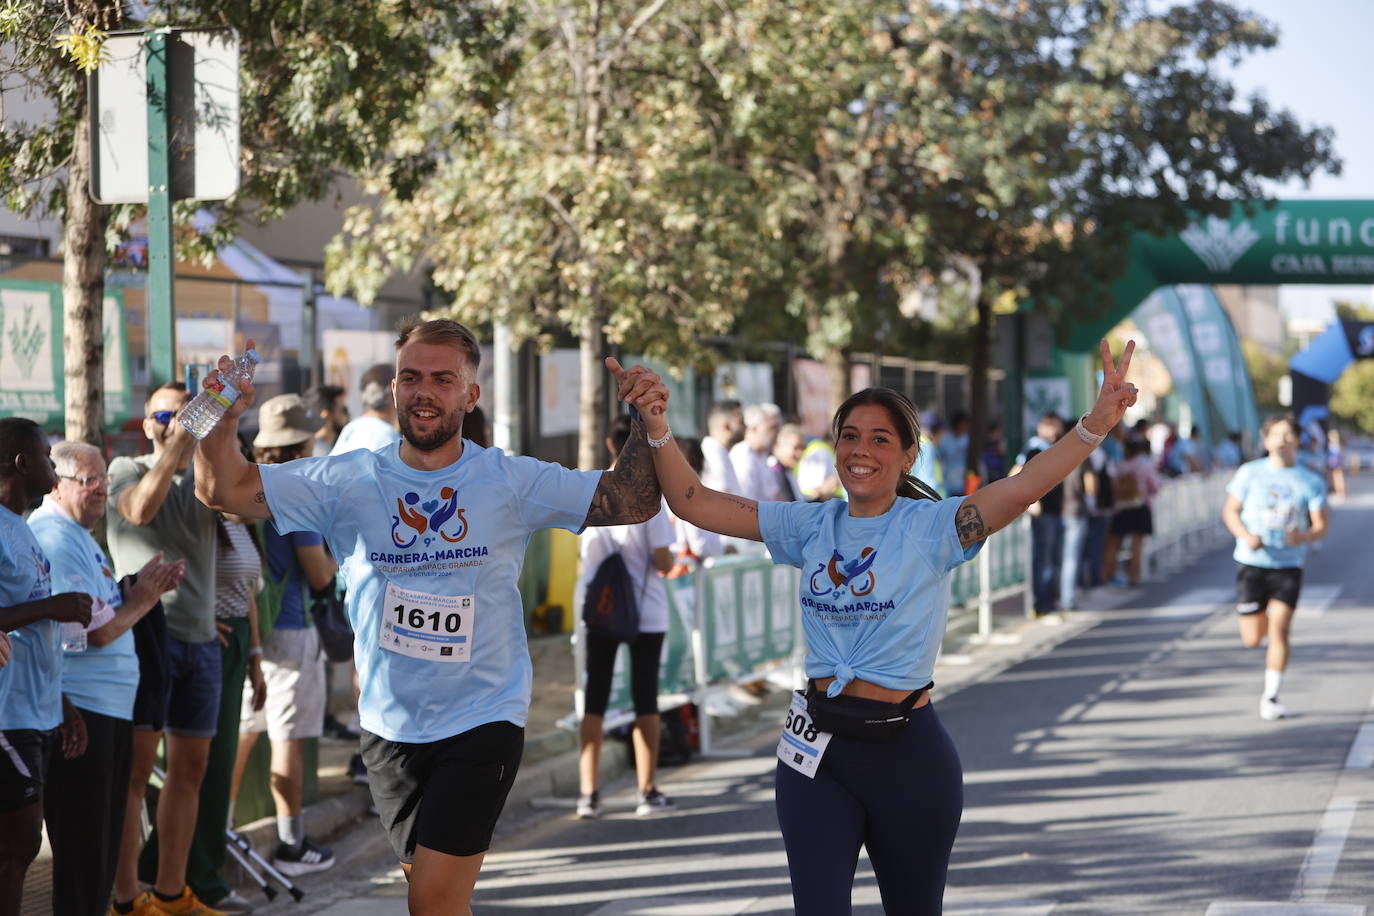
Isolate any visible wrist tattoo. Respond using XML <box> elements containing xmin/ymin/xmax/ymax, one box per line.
<box><xmin>254</xmin><ymin>491</ymin><xmax>265</xmax><ymax>503</ymax></box>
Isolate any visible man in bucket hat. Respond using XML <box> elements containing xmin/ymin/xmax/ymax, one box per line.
<box><xmin>230</xmin><ymin>394</ymin><xmax>339</xmax><ymax>877</ymax></box>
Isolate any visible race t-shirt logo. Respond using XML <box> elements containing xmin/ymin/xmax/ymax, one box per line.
<box><xmin>391</xmin><ymin>486</ymin><xmax>469</xmax><ymax>548</ymax></box>
<box><xmin>1180</xmin><ymin>217</ymin><xmax>1261</xmax><ymax>273</ymax></box>
<box><xmin>809</xmin><ymin>547</ymin><xmax>878</xmax><ymax>599</ymax></box>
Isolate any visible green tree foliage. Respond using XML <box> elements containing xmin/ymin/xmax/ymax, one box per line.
<box><xmin>1240</xmin><ymin>338</ymin><xmax>1288</xmax><ymax>412</ymax></box>
<box><xmin>327</xmin><ymin>0</ymin><xmax>766</xmax><ymax>467</ymax></box>
<box><xmin>1334</xmin><ymin>300</ymin><xmax>1374</xmax><ymax>322</ymax></box>
<box><xmin>0</xmin><ymin>1</ymin><xmax>515</xmax><ymax>440</ymax></box>
<box><xmin>885</xmin><ymin>0</ymin><xmax>1337</xmax><ymax>464</ymax></box>
<box><xmin>1331</xmin><ymin>361</ymin><xmax>1374</xmax><ymax>434</ymax></box>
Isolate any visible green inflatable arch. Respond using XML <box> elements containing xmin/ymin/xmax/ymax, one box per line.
<box><xmin>1066</xmin><ymin>200</ymin><xmax>1374</xmax><ymax>352</ymax></box>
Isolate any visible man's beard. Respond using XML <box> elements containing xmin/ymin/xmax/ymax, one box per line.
<box><xmin>399</xmin><ymin>405</ymin><xmax>463</xmax><ymax>452</ymax></box>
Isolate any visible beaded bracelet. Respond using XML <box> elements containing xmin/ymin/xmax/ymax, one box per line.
<box><xmin>1075</xmin><ymin>415</ymin><xmax>1106</xmax><ymax>447</ymax></box>
<box><xmin>647</xmin><ymin>427</ymin><xmax>673</xmax><ymax>449</ymax></box>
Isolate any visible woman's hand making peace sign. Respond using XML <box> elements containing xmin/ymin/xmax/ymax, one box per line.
<box><xmin>1082</xmin><ymin>339</ymin><xmax>1138</xmax><ymax>436</ymax></box>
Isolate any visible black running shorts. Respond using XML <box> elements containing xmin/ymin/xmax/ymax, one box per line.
<box><xmin>1236</xmin><ymin>564</ymin><xmax>1303</xmax><ymax>614</ymax></box>
<box><xmin>0</xmin><ymin>728</ymin><xmax>57</xmax><ymax>813</ymax></box>
<box><xmin>360</xmin><ymin>721</ymin><xmax>524</xmax><ymax>862</ymax></box>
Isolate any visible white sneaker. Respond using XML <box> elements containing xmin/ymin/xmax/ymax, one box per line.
<box><xmin>1260</xmin><ymin>697</ymin><xmax>1288</xmax><ymax>720</ymax></box>
<box><xmin>635</xmin><ymin>788</ymin><xmax>674</xmax><ymax>817</ymax></box>
<box><xmin>575</xmin><ymin>792</ymin><xmax>601</xmax><ymax>819</ymax></box>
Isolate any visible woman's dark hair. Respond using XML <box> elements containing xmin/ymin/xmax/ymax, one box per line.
<box><xmin>831</xmin><ymin>388</ymin><xmax>941</xmax><ymax>502</ymax></box>
<box><xmin>1124</xmin><ymin>436</ymin><xmax>1151</xmax><ymax>460</ymax></box>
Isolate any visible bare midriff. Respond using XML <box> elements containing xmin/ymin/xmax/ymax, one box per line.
<box><xmin>813</xmin><ymin>675</ymin><xmax>932</xmax><ymax>707</ymax></box>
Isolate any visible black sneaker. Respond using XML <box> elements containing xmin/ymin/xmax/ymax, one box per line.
<box><xmin>273</xmin><ymin>837</ymin><xmax>336</xmax><ymax>876</ymax></box>
<box><xmin>348</xmin><ymin>753</ymin><xmax>369</xmax><ymax>786</ymax></box>
<box><xmin>322</xmin><ymin>714</ymin><xmax>360</xmax><ymax>743</ymax></box>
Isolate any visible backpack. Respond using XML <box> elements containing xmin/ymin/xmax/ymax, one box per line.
<box><xmin>255</xmin><ymin>521</ymin><xmax>354</xmax><ymax>661</ymax></box>
<box><xmin>1114</xmin><ymin>462</ymin><xmax>1142</xmax><ymax>506</ymax></box>
<box><xmin>308</xmin><ymin>580</ymin><xmax>354</xmax><ymax>663</ymax></box>
<box><xmin>581</xmin><ymin>552</ymin><xmax>641</xmax><ymax>643</ymax></box>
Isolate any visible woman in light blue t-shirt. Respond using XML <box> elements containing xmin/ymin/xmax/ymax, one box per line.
<box><xmin>609</xmin><ymin>340</ymin><xmax>1139</xmax><ymax>915</ymax></box>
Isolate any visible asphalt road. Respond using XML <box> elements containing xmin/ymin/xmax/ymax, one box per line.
<box><xmin>252</xmin><ymin>478</ymin><xmax>1374</xmax><ymax>916</ymax></box>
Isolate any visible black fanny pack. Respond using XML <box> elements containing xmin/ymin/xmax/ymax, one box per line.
<box><xmin>804</xmin><ymin>679</ymin><xmax>931</xmax><ymax>742</ymax></box>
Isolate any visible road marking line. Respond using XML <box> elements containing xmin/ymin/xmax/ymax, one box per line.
<box><xmin>1206</xmin><ymin>904</ymin><xmax>1365</xmax><ymax>915</ymax></box>
<box><xmin>1293</xmin><ymin>796</ymin><xmax>1360</xmax><ymax>903</ymax></box>
<box><xmin>1343</xmin><ymin>724</ymin><xmax>1374</xmax><ymax>769</ymax></box>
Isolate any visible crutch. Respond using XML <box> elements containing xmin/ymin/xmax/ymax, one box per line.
<box><xmin>225</xmin><ymin>826</ymin><xmax>304</xmax><ymax>902</ymax></box>
<box><xmin>150</xmin><ymin>765</ymin><xmax>305</xmax><ymax>901</ymax></box>
<box><xmin>223</xmin><ymin>838</ymin><xmax>278</xmax><ymax>902</ymax></box>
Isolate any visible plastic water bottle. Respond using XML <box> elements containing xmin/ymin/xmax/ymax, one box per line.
<box><xmin>60</xmin><ymin>621</ymin><xmax>87</xmax><ymax>653</ymax></box>
<box><xmin>178</xmin><ymin>348</ymin><xmax>262</xmax><ymax>439</ymax></box>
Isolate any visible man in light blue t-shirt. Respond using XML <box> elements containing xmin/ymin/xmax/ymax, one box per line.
<box><xmin>1222</xmin><ymin>415</ymin><xmax>1328</xmax><ymax>721</ymax></box>
<box><xmin>29</xmin><ymin>441</ymin><xmax>181</xmax><ymax>916</ymax></box>
<box><xmin>0</xmin><ymin>418</ymin><xmax>93</xmax><ymax>915</ymax></box>
<box><xmin>331</xmin><ymin>363</ymin><xmax>400</xmax><ymax>456</ymax></box>
<box><xmin>192</xmin><ymin>319</ymin><xmax>667</xmax><ymax>913</ymax></box>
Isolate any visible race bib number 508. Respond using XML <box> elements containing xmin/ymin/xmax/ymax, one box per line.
<box><xmin>776</xmin><ymin>691</ymin><xmax>832</xmax><ymax>779</ymax></box>
<box><xmin>381</xmin><ymin>582</ymin><xmax>474</xmax><ymax>663</ymax></box>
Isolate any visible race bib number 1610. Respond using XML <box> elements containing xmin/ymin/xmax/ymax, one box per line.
<box><xmin>381</xmin><ymin>582</ymin><xmax>474</xmax><ymax>663</ymax></box>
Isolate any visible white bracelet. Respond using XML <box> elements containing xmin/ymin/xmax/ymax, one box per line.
<box><xmin>248</xmin><ymin>646</ymin><xmax>263</xmax><ymax>657</ymax></box>
<box><xmin>1075</xmin><ymin>415</ymin><xmax>1106</xmax><ymax>447</ymax></box>
<box><xmin>646</xmin><ymin>427</ymin><xmax>673</xmax><ymax>449</ymax></box>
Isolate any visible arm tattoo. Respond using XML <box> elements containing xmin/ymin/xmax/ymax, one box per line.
<box><xmin>254</xmin><ymin>490</ymin><xmax>265</xmax><ymax>504</ymax></box>
<box><xmin>585</xmin><ymin>414</ymin><xmax>663</xmax><ymax>526</ymax></box>
<box><xmin>956</xmin><ymin>503</ymin><xmax>987</xmax><ymax>547</ymax></box>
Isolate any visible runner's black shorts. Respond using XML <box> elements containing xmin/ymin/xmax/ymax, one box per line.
<box><xmin>1236</xmin><ymin>563</ymin><xmax>1303</xmax><ymax>614</ymax></box>
<box><xmin>0</xmin><ymin>728</ymin><xmax>57</xmax><ymax>813</ymax></box>
<box><xmin>360</xmin><ymin>721</ymin><xmax>523</xmax><ymax>862</ymax></box>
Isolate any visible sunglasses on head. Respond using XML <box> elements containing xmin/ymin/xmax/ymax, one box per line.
<box><xmin>151</xmin><ymin>410</ymin><xmax>175</xmax><ymax>425</ymax></box>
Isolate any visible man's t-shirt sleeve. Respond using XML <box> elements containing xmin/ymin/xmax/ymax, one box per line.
<box><xmin>506</xmin><ymin>456</ymin><xmax>602</xmax><ymax>533</ymax></box>
<box><xmin>259</xmin><ymin>457</ymin><xmax>341</xmax><ymax>536</ymax></box>
<box><xmin>1225</xmin><ymin>463</ymin><xmax>1251</xmax><ymax>501</ymax></box>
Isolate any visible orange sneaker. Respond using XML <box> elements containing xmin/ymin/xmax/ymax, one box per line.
<box><xmin>144</xmin><ymin>886</ymin><xmax>228</xmax><ymax>916</ymax></box>
<box><xmin>110</xmin><ymin>892</ymin><xmax>164</xmax><ymax>916</ymax></box>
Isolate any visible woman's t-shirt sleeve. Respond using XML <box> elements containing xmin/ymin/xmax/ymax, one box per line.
<box><xmin>758</xmin><ymin>500</ymin><xmax>828</xmax><ymax>568</ymax></box>
<box><xmin>912</xmin><ymin>496</ymin><xmax>983</xmax><ymax>574</ymax></box>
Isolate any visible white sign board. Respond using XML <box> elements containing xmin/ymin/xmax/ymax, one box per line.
<box><xmin>90</xmin><ymin>28</ymin><xmax>240</xmax><ymax>204</ymax></box>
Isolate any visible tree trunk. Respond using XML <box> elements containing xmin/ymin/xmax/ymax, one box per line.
<box><xmin>967</xmin><ymin>287</ymin><xmax>992</xmax><ymax>485</ymax></box>
<box><xmin>62</xmin><ymin>80</ymin><xmax>108</xmax><ymax>448</ymax></box>
<box><xmin>578</xmin><ymin>314</ymin><xmax>606</xmax><ymax>470</ymax></box>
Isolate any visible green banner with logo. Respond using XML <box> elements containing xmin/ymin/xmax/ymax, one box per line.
<box><xmin>1067</xmin><ymin>200</ymin><xmax>1374</xmax><ymax>351</ymax></box>
<box><xmin>0</xmin><ymin>279</ymin><xmax>132</xmax><ymax>430</ymax></box>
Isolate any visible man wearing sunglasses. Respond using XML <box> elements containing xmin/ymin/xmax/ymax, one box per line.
<box><xmin>107</xmin><ymin>382</ymin><xmax>228</xmax><ymax>916</ymax></box>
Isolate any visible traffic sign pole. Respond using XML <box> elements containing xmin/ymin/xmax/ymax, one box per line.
<box><xmin>145</xmin><ymin>29</ymin><xmax>176</xmax><ymax>387</ymax></box>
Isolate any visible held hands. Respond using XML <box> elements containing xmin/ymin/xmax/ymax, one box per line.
<box><xmin>605</xmin><ymin>358</ymin><xmax>670</xmax><ymax>435</ymax></box>
<box><xmin>1083</xmin><ymin>339</ymin><xmax>1138</xmax><ymax>437</ymax></box>
<box><xmin>47</xmin><ymin>592</ymin><xmax>93</xmax><ymax>626</ymax></box>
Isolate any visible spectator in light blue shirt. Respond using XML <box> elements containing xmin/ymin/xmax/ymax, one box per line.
<box><xmin>29</xmin><ymin>441</ymin><xmax>181</xmax><ymax>916</ymax></box>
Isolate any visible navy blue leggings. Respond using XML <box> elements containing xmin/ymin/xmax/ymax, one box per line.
<box><xmin>775</xmin><ymin>702</ymin><xmax>963</xmax><ymax>915</ymax></box>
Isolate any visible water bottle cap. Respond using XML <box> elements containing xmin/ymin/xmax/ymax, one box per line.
<box><xmin>245</xmin><ymin>348</ymin><xmax>262</xmax><ymax>364</ymax></box>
